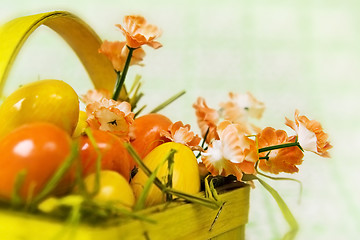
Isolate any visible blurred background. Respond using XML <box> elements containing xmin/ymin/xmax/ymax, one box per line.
<box><xmin>1</xmin><ymin>0</ymin><xmax>359</xmax><ymax>239</ymax></box>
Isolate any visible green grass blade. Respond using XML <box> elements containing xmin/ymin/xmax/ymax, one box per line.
<box><xmin>125</xmin><ymin>143</ymin><xmax>221</xmax><ymax>209</ymax></box>
<box><xmin>10</xmin><ymin>170</ymin><xmax>27</xmax><ymax>208</ymax></box>
<box><xmin>150</xmin><ymin>90</ymin><xmax>186</xmax><ymax>113</ymax></box>
<box><xmin>257</xmin><ymin>177</ymin><xmax>299</xmax><ymax>240</ymax></box>
<box><xmin>84</xmin><ymin>128</ymin><xmax>102</xmax><ymax>197</ymax></box>
<box><xmin>166</xmin><ymin>150</ymin><xmax>176</xmax><ymax>201</ymax></box>
<box><xmin>31</xmin><ymin>142</ymin><xmax>79</xmax><ymax>207</ymax></box>
<box><xmin>133</xmin><ymin>163</ymin><xmax>162</xmax><ymax>211</ymax></box>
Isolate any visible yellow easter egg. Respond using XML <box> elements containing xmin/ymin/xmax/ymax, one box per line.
<box><xmin>72</xmin><ymin>110</ymin><xmax>88</xmax><ymax>138</ymax></box>
<box><xmin>131</xmin><ymin>142</ymin><xmax>200</xmax><ymax>207</ymax></box>
<box><xmin>84</xmin><ymin>170</ymin><xmax>135</xmax><ymax>210</ymax></box>
<box><xmin>0</xmin><ymin>79</ymin><xmax>79</xmax><ymax>137</ymax></box>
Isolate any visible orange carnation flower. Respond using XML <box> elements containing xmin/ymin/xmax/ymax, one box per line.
<box><xmin>160</xmin><ymin>121</ymin><xmax>201</xmax><ymax>150</ymax></box>
<box><xmin>98</xmin><ymin>40</ymin><xmax>145</xmax><ymax>72</ymax></box>
<box><xmin>193</xmin><ymin>97</ymin><xmax>219</xmax><ymax>143</ymax></box>
<box><xmin>201</xmin><ymin>121</ymin><xmax>258</xmax><ymax>181</ymax></box>
<box><xmin>86</xmin><ymin>98</ymin><xmax>134</xmax><ymax>140</ymax></box>
<box><xmin>220</xmin><ymin>92</ymin><xmax>265</xmax><ymax>134</ymax></box>
<box><xmin>258</xmin><ymin>127</ymin><xmax>304</xmax><ymax>174</ymax></box>
<box><xmin>285</xmin><ymin>110</ymin><xmax>332</xmax><ymax>157</ymax></box>
<box><xmin>116</xmin><ymin>15</ymin><xmax>162</xmax><ymax>49</ymax></box>
<box><xmin>81</xmin><ymin>89</ymin><xmax>111</xmax><ymax>105</ymax></box>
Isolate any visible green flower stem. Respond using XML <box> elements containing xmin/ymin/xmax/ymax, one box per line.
<box><xmin>112</xmin><ymin>46</ymin><xmax>135</xmax><ymax>101</ymax></box>
<box><xmin>196</xmin><ymin>127</ymin><xmax>210</xmax><ymax>159</ymax></box>
<box><xmin>258</xmin><ymin>142</ymin><xmax>302</xmax><ymax>153</ymax></box>
<box><xmin>124</xmin><ymin>143</ymin><xmax>221</xmax><ymax>210</ymax></box>
<box><xmin>112</xmin><ymin>71</ymin><xmax>122</xmax><ymax>100</ymax></box>
<box><xmin>201</xmin><ymin>127</ymin><xmax>210</xmax><ymax>149</ymax></box>
<box><xmin>150</xmin><ymin>90</ymin><xmax>186</xmax><ymax>113</ymax></box>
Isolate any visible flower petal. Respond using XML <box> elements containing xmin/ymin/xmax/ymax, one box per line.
<box><xmin>160</xmin><ymin>121</ymin><xmax>201</xmax><ymax>148</ymax></box>
<box><xmin>286</xmin><ymin>110</ymin><xmax>332</xmax><ymax>157</ymax></box>
<box><xmin>116</xmin><ymin>15</ymin><xmax>162</xmax><ymax>49</ymax></box>
<box><xmin>258</xmin><ymin>127</ymin><xmax>304</xmax><ymax>174</ymax></box>
<box><xmin>220</xmin><ymin>92</ymin><xmax>265</xmax><ymax>134</ymax></box>
<box><xmin>81</xmin><ymin>89</ymin><xmax>110</xmax><ymax>105</ymax></box>
<box><xmin>297</xmin><ymin>122</ymin><xmax>317</xmax><ymax>152</ymax></box>
<box><xmin>99</xmin><ymin>40</ymin><xmax>146</xmax><ymax>71</ymax></box>
<box><xmin>85</xmin><ymin>98</ymin><xmax>134</xmax><ymax>139</ymax></box>
<box><xmin>201</xmin><ymin>121</ymin><xmax>257</xmax><ymax>181</ymax></box>
<box><xmin>193</xmin><ymin>97</ymin><xmax>219</xmax><ymax>142</ymax></box>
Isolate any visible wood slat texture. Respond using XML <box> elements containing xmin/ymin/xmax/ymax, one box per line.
<box><xmin>0</xmin><ymin>184</ymin><xmax>249</xmax><ymax>240</ymax></box>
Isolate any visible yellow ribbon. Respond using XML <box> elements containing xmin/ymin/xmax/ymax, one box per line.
<box><xmin>0</xmin><ymin>11</ymin><xmax>116</xmax><ymax>96</ymax></box>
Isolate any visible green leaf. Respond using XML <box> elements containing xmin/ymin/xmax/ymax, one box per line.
<box><xmin>256</xmin><ymin>177</ymin><xmax>299</xmax><ymax>240</ymax></box>
<box><xmin>256</xmin><ymin>171</ymin><xmax>303</xmax><ymax>204</ymax></box>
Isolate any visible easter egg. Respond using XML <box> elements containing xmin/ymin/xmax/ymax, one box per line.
<box><xmin>0</xmin><ymin>122</ymin><xmax>73</xmax><ymax>201</ymax></box>
<box><xmin>131</xmin><ymin>142</ymin><xmax>200</xmax><ymax>207</ymax></box>
<box><xmin>83</xmin><ymin>170</ymin><xmax>135</xmax><ymax>210</ymax></box>
<box><xmin>0</xmin><ymin>79</ymin><xmax>79</xmax><ymax>137</ymax></box>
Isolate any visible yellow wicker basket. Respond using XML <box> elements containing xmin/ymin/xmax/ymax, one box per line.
<box><xmin>0</xmin><ymin>11</ymin><xmax>250</xmax><ymax>240</ymax></box>
<box><xmin>0</xmin><ymin>184</ymin><xmax>249</xmax><ymax>240</ymax></box>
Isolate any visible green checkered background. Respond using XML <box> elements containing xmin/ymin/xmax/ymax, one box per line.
<box><xmin>1</xmin><ymin>0</ymin><xmax>359</xmax><ymax>239</ymax></box>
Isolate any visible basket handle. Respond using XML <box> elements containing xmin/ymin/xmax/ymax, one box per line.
<box><xmin>0</xmin><ymin>11</ymin><xmax>116</xmax><ymax>96</ymax></box>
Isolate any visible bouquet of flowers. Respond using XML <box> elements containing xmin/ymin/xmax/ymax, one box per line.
<box><xmin>0</xmin><ymin>12</ymin><xmax>332</xmax><ymax>240</ymax></box>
